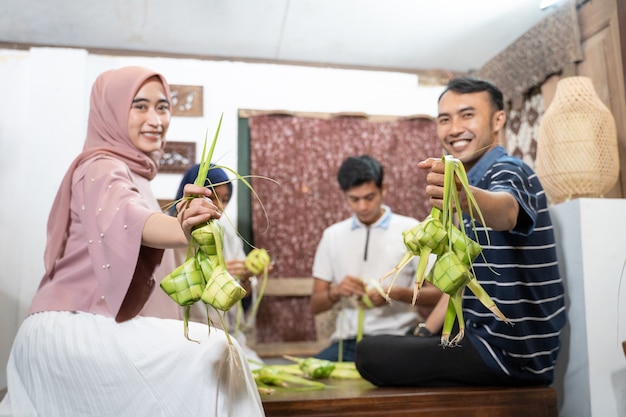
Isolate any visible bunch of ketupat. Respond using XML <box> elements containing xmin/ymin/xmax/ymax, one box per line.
<box><xmin>252</xmin><ymin>365</ymin><xmax>326</xmax><ymax>394</ymax></box>
<box><xmin>380</xmin><ymin>155</ymin><xmax>509</xmax><ymax>346</ymax></box>
<box><xmin>284</xmin><ymin>355</ymin><xmax>336</xmax><ymax>378</ymax></box>
<box><xmin>252</xmin><ymin>357</ymin><xmax>363</xmax><ymax>394</ymax></box>
<box><xmin>160</xmin><ymin>114</ymin><xmax>250</xmax><ymax>340</ymax></box>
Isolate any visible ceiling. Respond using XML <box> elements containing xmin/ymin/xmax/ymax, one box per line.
<box><xmin>1</xmin><ymin>0</ymin><xmax>561</xmax><ymax>76</ymax></box>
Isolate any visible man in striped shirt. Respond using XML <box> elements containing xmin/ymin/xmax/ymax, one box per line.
<box><xmin>355</xmin><ymin>77</ymin><xmax>566</xmax><ymax>387</ymax></box>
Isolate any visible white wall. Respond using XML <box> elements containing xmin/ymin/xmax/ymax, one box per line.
<box><xmin>0</xmin><ymin>46</ymin><xmax>445</xmax><ymax>388</ymax></box>
<box><xmin>551</xmin><ymin>199</ymin><xmax>626</xmax><ymax>417</ymax></box>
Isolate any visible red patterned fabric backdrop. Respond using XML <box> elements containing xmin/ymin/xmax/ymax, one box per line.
<box><xmin>247</xmin><ymin>115</ymin><xmax>442</xmax><ymax>343</ymax></box>
<box><xmin>505</xmin><ymin>88</ymin><xmax>545</xmax><ymax>169</ymax></box>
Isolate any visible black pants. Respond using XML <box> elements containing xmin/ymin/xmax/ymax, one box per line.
<box><xmin>315</xmin><ymin>338</ymin><xmax>358</xmax><ymax>362</ymax></box>
<box><xmin>355</xmin><ymin>334</ymin><xmax>512</xmax><ymax>387</ymax></box>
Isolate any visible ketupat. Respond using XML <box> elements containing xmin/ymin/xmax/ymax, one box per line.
<box><xmin>382</xmin><ymin>155</ymin><xmax>509</xmax><ymax>346</ymax></box>
<box><xmin>159</xmin><ymin>114</ymin><xmax>247</xmax><ymax>340</ymax></box>
<box><xmin>251</xmin><ymin>358</ymin><xmax>365</xmax><ymax>394</ymax></box>
<box><xmin>282</xmin><ymin>357</ymin><xmax>363</xmax><ymax>380</ymax></box>
<box><xmin>252</xmin><ymin>366</ymin><xmax>326</xmax><ymax>391</ymax></box>
<box><xmin>328</xmin><ymin>361</ymin><xmax>363</xmax><ymax>380</ymax></box>
<box><xmin>193</xmin><ymin>223</ymin><xmax>247</xmax><ymax>310</ymax></box>
<box><xmin>284</xmin><ymin>355</ymin><xmax>336</xmax><ymax>379</ymax></box>
<box><xmin>244</xmin><ymin>248</ymin><xmax>271</xmax><ymax>275</ymax></box>
<box><xmin>159</xmin><ymin>255</ymin><xmax>206</xmax><ymax>307</ymax></box>
<box><xmin>378</xmin><ymin>208</ymin><xmax>448</xmax><ymax>303</ymax></box>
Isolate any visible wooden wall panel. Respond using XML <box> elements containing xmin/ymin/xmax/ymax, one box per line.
<box><xmin>576</xmin><ymin>0</ymin><xmax>626</xmax><ymax>197</ymax></box>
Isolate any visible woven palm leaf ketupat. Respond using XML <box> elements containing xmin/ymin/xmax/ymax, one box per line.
<box><xmin>535</xmin><ymin>76</ymin><xmax>619</xmax><ymax>204</ymax></box>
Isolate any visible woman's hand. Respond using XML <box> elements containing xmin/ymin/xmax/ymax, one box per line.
<box><xmin>176</xmin><ymin>184</ymin><xmax>222</xmax><ymax>241</ymax></box>
<box><xmin>225</xmin><ymin>260</ymin><xmax>250</xmax><ymax>279</ymax></box>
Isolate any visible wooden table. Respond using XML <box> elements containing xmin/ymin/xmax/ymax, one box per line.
<box><xmin>261</xmin><ymin>378</ymin><xmax>558</xmax><ymax>417</ymax></box>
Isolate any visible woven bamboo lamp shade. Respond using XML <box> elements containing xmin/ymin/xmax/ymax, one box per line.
<box><xmin>535</xmin><ymin>76</ymin><xmax>619</xmax><ymax>204</ymax></box>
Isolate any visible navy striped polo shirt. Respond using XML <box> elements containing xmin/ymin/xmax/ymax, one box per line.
<box><xmin>462</xmin><ymin>146</ymin><xmax>567</xmax><ymax>385</ymax></box>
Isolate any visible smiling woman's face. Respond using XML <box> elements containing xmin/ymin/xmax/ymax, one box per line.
<box><xmin>128</xmin><ymin>77</ymin><xmax>171</xmax><ymax>153</ymax></box>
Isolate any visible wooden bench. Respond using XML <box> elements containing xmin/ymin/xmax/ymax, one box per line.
<box><xmin>248</xmin><ymin>277</ymin><xmax>336</xmax><ymax>358</ymax></box>
<box><xmin>261</xmin><ymin>378</ymin><xmax>558</xmax><ymax>417</ymax></box>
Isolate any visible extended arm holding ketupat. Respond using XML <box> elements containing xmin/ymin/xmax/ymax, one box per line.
<box><xmin>160</xmin><ymin>115</ymin><xmax>247</xmax><ymax>340</ymax></box>
<box><xmin>381</xmin><ymin>155</ymin><xmax>509</xmax><ymax>346</ymax></box>
<box><xmin>160</xmin><ymin>114</ymin><xmax>276</xmax><ymax>341</ymax></box>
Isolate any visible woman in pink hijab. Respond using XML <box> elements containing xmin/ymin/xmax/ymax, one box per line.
<box><xmin>0</xmin><ymin>66</ymin><xmax>265</xmax><ymax>417</ymax></box>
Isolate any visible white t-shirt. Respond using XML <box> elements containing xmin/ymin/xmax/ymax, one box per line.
<box><xmin>221</xmin><ymin>219</ymin><xmax>247</xmax><ymax>261</ymax></box>
<box><xmin>312</xmin><ymin>205</ymin><xmax>426</xmax><ymax>341</ymax></box>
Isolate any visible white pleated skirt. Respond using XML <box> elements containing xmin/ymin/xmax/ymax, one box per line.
<box><xmin>0</xmin><ymin>311</ymin><xmax>265</xmax><ymax>417</ymax></box>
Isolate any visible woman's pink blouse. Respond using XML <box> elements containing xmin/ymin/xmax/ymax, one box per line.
<box><xmin>29</xmin><ymin>156</ymin><xmax>164</xmax><ymax>320</ymax></box>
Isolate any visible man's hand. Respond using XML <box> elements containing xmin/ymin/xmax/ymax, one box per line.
<box><xmin>334</xmin><ymin>275</ymin><xmax>366</xmax><ymax>298</ymax></box>
<box><xmin>417</xmin><ymin>158</ymin><xmax>464</xmax><ymax>211</ymax></box>
<box><xmin>418</xmin><ymin>157</ymin><xmax>519</xmax><ymax>231</ymax></box>
<box><xmin>362</xmin><ymin>286</ymin><xmax>389</xmax><ymax>307</ymax></box>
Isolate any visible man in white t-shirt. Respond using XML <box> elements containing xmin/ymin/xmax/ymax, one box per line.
<box><xmin>309</xmin><ymin>155</ymin><xmax>442</xmax><ymax>361</ymax></box>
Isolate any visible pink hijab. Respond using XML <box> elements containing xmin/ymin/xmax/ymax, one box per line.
<box><xmin>43</xmin><ymin>66</ymin><xmax>172</xmax><ymax>278</ymax></box>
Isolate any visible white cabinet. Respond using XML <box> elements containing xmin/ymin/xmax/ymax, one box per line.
<box><xmin>550</xmin><ymin>199</ymin><xmax>626</xmax><ymax>417</ymax></box>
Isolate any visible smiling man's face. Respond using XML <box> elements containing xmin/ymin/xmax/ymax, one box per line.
<box><xmin>436</xmin><ymin>90</ymin><xmax>504</xmax><ymax>171</ymax></box>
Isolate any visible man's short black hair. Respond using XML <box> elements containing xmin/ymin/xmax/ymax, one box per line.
<box><xmin>439</xmin><ymin>76</ymin><xmax>504</xmax><ymax>111</ymax></box>
<box><xmin>337</xmin><ymin>155</ymin><xmax>383</xmax><ymax>192</ymax></box>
